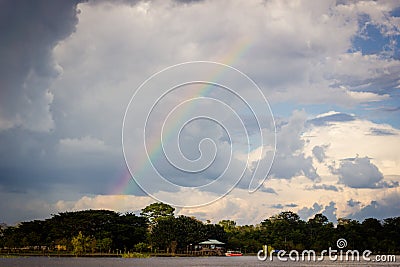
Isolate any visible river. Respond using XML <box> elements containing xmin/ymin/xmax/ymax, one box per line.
<box><xmin>0</xmin><ymin>256</ymin><xmax>399</xmax><ymax>266</ymax></box>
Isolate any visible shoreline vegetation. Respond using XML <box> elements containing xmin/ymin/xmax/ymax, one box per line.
<box><xmin>0</xmin><ymin>252</ymin><xmax>397</xmax><ymax>259</ymax></box>
<box><xmin>1</xmin><ymin>202</ymin><xmax>399</xmax><ymax>257</ymax></box>
<box><xmin>0</xmin><ymin>251</ymin><xmax>253</xmax><ymax>258</ymax></box>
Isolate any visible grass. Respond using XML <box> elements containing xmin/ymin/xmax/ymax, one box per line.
<box><xmin>122</xmin><ymin>252</ymin><xmax>150</xmax><ymax>258</ymax></box>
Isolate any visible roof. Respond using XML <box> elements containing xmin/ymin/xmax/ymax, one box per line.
<box><xmin>198</xmin><ymin>239</ymin><xmax>225</xmax><ymax>245</ymax></box>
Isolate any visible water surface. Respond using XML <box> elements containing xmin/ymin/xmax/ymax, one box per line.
<box><xmin>0</xmin><ymin>256</ymin><xmax>398</xmax><ymax>266</ymax></box>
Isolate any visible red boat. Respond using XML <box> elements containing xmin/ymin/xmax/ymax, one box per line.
<box><xmin>225</xmin><ymin>250</ymin><xmax>243</xmax><ymax>256</ymax></box>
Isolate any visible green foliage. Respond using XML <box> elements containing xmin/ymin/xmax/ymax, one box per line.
<box><xmin>122</xmin><ymin>252</ymin><xmax>150</xmax><ymax>258</ymax></box>
<box><xmin>134</xmin><ymin>242</ymin><xmax>149</xmax><ymax>252</ymax></box>
<box><xmin>149</xmin><ymin>215</ymin><xmax>226</xmax><ymax>253</ymax></box>
<box><xmin>304</xmin><ymin>214</ymin><xmax>335</xmax><ymax>251</ymax></box>
<box><xmin>71</xmin><ymin>231</ymin><xmax>95</xmax><ymax>256</ymax></box>
<box><xmin>260</xmin><ymin>211</ymin><xmax>307</xmax><ymax>250</ymax></box>
<box><xmin>0</xmin><ymin>209</ymin><xmax>147</xmax><ymax>253</ymax></box>
<box><xmin>141</xmin><ymin>202</ymin><xmax>175</xmax><ymax>225</ymax></box>
<box><xmin>218</xmin><ymin>220</ymin><xmax>236</xmax><ymax>233</ymax></box>
<box><xmin>149</xmin><ymin>216</ymin><xmax>176</xmax><ymax>252</ymax></box>
<box><xmin>97</xmin><ymin>237</ymin><xmax>112</xmax><ymax>253</ymax></box>
<box><xmin>0</xmin><ymin>205</ymin><xmax>399</xmax><ymax>255</ymax></box>
<box><xmin>110</xmin><ymin>213</ymin><xmax>147</xmax><ymax>250</ymax></box>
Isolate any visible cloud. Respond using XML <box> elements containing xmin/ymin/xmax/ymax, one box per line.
<box><xmin>381</xmin><ymin>106</ymin><xmax>400</xmax><ymax>112</ymax></box>
<box><xmin>1</xmin><ymin>0</ymin><xmax>400</xmax><ymax>225</ymax></box>
<box><xmin>260</xmin><ymin>187</ymin><xmax>277</xmax><ymax>194</ymax></box>
<box><xmin>308</xmin><ymin>111</ymin><xmax>355</xmax><ymax>126</ymax></box>
<box><xmin>369</xmin><ymin>127</ymin><xmax>397</xmax><ymax>136</ymax></box>
<box><xmin>306</xmin><ymin>184</ymin><xmax>340</xmax><ymax>192</ymax></box>
<box><xmin>349</xmin><ymin>188</ymin><xmax>400</xmax><ymax>221</ymax></box>
<box><xmin>304</xmin><ymin>115</ymin><xmax>400</xmax><ymax>180</ymax></box>
<box><xmin>333</xmin><ymin>156</ymin><xmax>398</xmax><ymax>189</ymax></box>
<box><xmin>54</xmin><ymin>194</ymin><xmax>154</xmax><ymax>213</ymax></box>
<box><xmin>270</xmin><ymin>203</ymin><xmax>298</xmax><ymax>209</ymax></box>
<box><xmin>312</xmin><ymin>145</ymin><xmax>327</xmax><ymax>163</ymax></box>
<box><xmin>59</xmin><ymin>136</ymin><xmax>109</xmax><ymax>153</ymax></box>
<box><xmin>347</xmin><ymin>199</ymin><xmax>361</xmax><ymax>208</ymax></box>
<box><xmin>0</xmin><ymin>0</ymin><xmax>81</xmax><ymax>132</ymax></box>
<box><xmin>271</xmin><ymin>204</ymin><xmax>284</xmax><ymax>209</ymax></box>
<box><xmin>298</xmin><ymin>201</ymin><xmax>337</xmax><ymax>222</ymax></box>
<box><xmin>298</xmin><ymin>203</ymin><xmax>323</xmax><ymax>220</ymax></box>
<box><xmin>322</xmin><ymin>201</ymin><xmax>337</xmax><ymax>223</ymax></box>
<box><xmin>270</xmin><ymin>110</ymin><xmax>320</xmax><ymax>181</ymax></box>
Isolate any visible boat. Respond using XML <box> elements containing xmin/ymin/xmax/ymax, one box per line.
<box><xmin>225</xmin><ymin>250</ymin><xmax>243</xmax><ymax>256</ymax></box>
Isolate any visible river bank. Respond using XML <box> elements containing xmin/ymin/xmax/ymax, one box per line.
<box><xmin>0</xmin><ymin>255</ymin><xmax>399</xmax><ymax>267</ymax></box>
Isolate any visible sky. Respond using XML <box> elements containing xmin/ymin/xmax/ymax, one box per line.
<box><xmin>0</xmin><ymin>0</ymin><xmax>400</xmax><ymax>226</ymax></box>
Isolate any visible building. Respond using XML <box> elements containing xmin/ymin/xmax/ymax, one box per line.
<box><xmin>197</xmin><ymin>239</ymin><xmax>225</xmax><ymax>256</ymax></box>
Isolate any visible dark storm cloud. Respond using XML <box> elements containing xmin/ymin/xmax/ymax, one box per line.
<box><xmin>0</xmin><ymin>0</ymin><xmax>128</xmax><ymax>196</ymax></box>
<box><xmin>0</xmin><ymin>0</ymin><xmax>82</xmax><ymax>131</ymax></box>
<box><xmin>0</xmin><ymin>126</ymin><xmax>124</xmax><ymax>195</ymax></box>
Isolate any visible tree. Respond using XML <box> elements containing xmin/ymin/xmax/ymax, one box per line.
<box><xmin>309</xmin><ymin>214</ymin><xmax>329</xmax><ymax>225</ymax></box>
<box><xmin>261</xmin><ymin>211</ymin><xmax>306</xmax><ymax>251</ymax></box>
<box><xmin>71</xmin><ymin>231</ymin><xmax>94</xmax><ymax>255</ymax></box>
<box><xmin>111</xmin><ymin>213</ymin><xmax>147</xmax><ymax>250</ymax></box>
<box><xmin>46</xmin><ymin>210</ymin><xmax>120</xmax><ymax>246</ymax></box>
<box><xmin>149</xmin><ymin>216</ymin><xmax>177</xmax><ymax>252</ymax></box>
<box><xmin>18</xmin><ymin>220</ymin><xmax>45</xmax><ymax>248</ymax></box>
<box><xmin>134</xmin><ymin>242</ymin><xmax>149</xmax><ymax>253</ymax></box>
<box><xmin>0</xmin><ymin>223</ymin><xmax>5</xmax><ymax>248</ymax></box>
<box><xmin>2</xmin><ymin>226</ymin><xmax>23</xmax><ymax>249</ymax></box>
<box><xmin>218</xmin><ymin>220</ymin><xmax>236</xmax><ymax>233</ymax></box>
<box><xmin>307</xmin><ymin>214</ymin><xmax>334</xmax><ymax>251</ymax></box>
<box><xmin>361</xmin><ymin>218</ymin><xmax>382</xmax><ymax>252</ymax></box>
<box><xmin>271</xmin><ymin>211</ymin><xmax>301</xmax><ymax>224</ymax></box>
<box><xmin>226</xmin><ymin>225</ymin><xmax>263</xmax><ymax>252</ymax></box>
<box><xmin>203</xmin><ymin>223</ymin><xmax>227</xmax><ymax>243</ymax></box>
<box><xmin>336</xmin><ymin>218</ymin><xmax>362</xmax><ymax>250</ymax></box>
<box><xmin>382</xmin><ymin>217</ymin><xmax>400</xmax><ymax>253</ymax></box>
<box><xmin>97</xmin><ymin>237</ymin><xmax>112</xmax><ymax>253</ymax></box>
<box><xmin>141</xmin><ymin>202</ymin><xmax>175</xmax><ymax>226</ymax></box>
<box><xmin>174</xmin><ymin>216</ymin><xmax>206</xmax><ymax>251</ymax></box>
<box><xmin>3</xmin><ymin>205</ymin><xmax>400</xmax><ymax>256</ymax></box>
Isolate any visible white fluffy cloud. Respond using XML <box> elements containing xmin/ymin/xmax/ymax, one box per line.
<box><xmin>304</xmin><ymin>114</ymin><xmax>400</xmax><ymax>177</ymax></box>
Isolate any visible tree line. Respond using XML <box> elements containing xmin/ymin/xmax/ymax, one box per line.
<box><xmin>0</xmin><ymin>202</ymin><xmax>399</xmax><ymax>255</ymax></box>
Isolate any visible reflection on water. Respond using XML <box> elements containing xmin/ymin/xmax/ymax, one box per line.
<box><xmin>0</xmin><ymin>256</ymin><xmax>398</xmax><ymax>266</ymax></box>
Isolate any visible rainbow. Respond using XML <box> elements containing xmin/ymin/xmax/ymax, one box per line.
<box><xmin>112</xmin><ymin>38</ymin><xmax>252</xmax><ymax>195</ymax></box>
